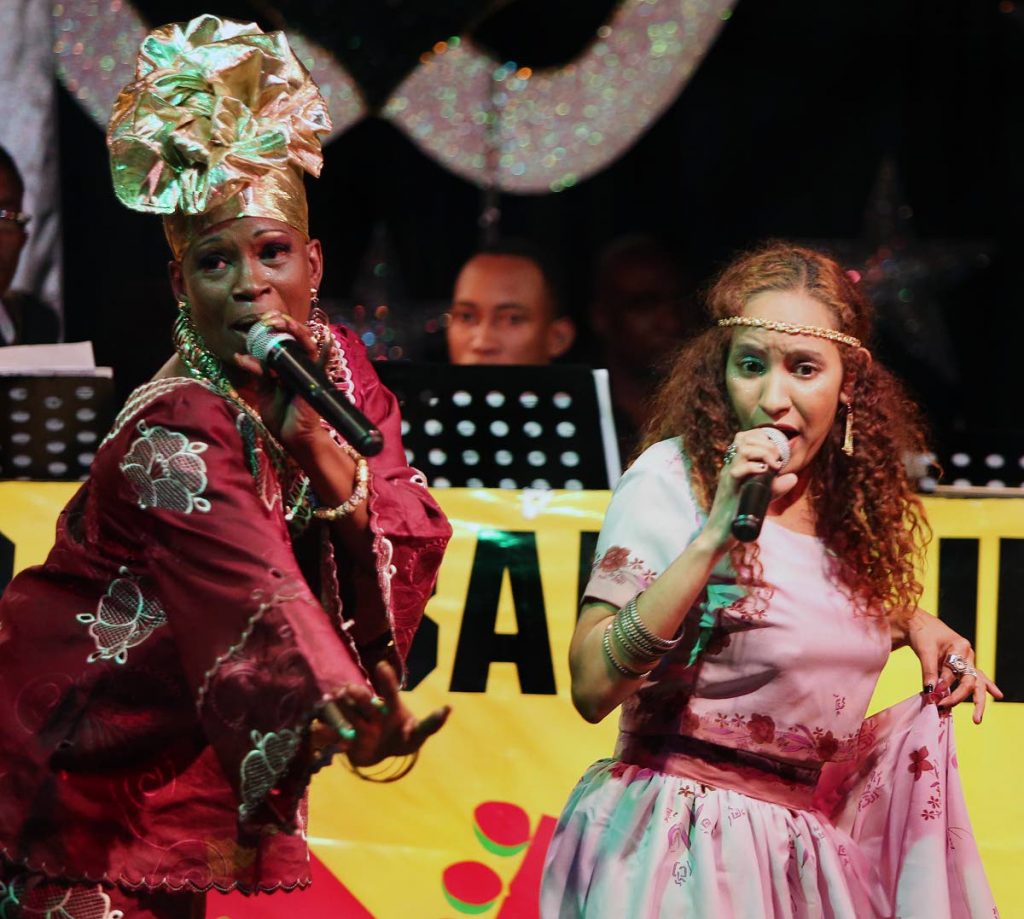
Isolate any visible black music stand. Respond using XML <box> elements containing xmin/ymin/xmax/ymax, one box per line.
<box><xmin>374</xmin><ymin>363</ymin><xmax>621</xmax><ymax>490</ymax></box>
<box><xmin>0</xmin><ymin>375</ymin><xmax>116</xmax><ymax>480</ymax></box>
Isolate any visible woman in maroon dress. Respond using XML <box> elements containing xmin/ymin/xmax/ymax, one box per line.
<box><xmin>0</xmin><ymin>16</ymin><xmax>451</xmax><ymax>918</ymax></box>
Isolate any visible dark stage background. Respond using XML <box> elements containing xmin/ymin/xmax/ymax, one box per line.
<box><xmin>57</xmin><ymin>0</ymin><xmax>1024</xmax><ymax>459</ymax></box>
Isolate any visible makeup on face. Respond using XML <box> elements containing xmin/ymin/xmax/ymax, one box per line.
<box><xmin>724</xmin><ymin>289</ymin><xmax>846</xmax><ymax>473</ymax></box>
<box><xmin>178</xmin><ymin>217</ymin><xmax>318</xmax><ymax>363</ymax></box>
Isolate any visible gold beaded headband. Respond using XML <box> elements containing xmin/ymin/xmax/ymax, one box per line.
<box><xmin>717</xmin><ymin>316</ymin><xmax>862</xmax><ymax>349</ymax></box>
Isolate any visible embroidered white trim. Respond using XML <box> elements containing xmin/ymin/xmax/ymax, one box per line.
<box><xmin>327</xmin><ymin>329</ymin><xmax>356</xmax><ymax>402</ymax></box>
<box><xmin>100</xmin><ymin>377</ymin><xmax>200</xmax><ymax>449</ymax></box>
<box><xmin>377</xmin><ymin>535</ymin><xmax>396</xmax><ymax>618</ymax></box>
<box><xmin>195</xmin><ymin>582</ymin><xmax>304</xmax><ymax>712</ymax></box>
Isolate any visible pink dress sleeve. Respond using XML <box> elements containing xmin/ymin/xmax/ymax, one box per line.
<box><xmin>584</xmin><ymin>438</ymin><xmax>706</xmax><ymax>609</ymax></box>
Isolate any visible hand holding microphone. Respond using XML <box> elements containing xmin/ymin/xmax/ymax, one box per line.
<box><xmin>727</xmin><ymin>427</ymin><xmax>791</xmax><ymax>542</ymax></box>
<box><xmin>246</xmin><ymin>321</ymin><xmax>384</xmax><ymax>456</ymax></box>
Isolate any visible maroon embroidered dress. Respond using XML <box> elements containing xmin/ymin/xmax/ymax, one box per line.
<box><xmin>0</xmin><ymin>327</ymin><xmax>450</xmax><ymax>896</ymax></box>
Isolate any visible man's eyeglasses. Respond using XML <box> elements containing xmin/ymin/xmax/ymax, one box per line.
<box><xmin>0</xmin><ymin>209</ymin><xmax>29</xmax><ymax>229</ymax></box>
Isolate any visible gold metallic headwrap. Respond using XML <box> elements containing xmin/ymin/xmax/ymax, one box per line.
<box><xmin>106</xmin><ymin>15</ymin><xmax>332</xmax><ymax>259</ymax></box>
<box><xmin>717</xmin><ymin>316</ymin><xmax>862</xmax><ymax>349</ymax></box>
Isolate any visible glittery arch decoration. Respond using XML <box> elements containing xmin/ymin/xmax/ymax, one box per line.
<box><xmin>380</xmin><ymin>0</ymin><xmax>736</xmax><ymax>193</ymax></box>
<box><xmin>52</xmin><ymin>0</ymin><xmax>367</xmax><ymax>140</ymax></box>
<box><xmin>52</xmin><ymin>0</ymin><xmax>735</xmax><ymax>194</ymax></box>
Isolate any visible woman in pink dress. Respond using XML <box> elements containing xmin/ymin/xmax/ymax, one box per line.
<box><xmin>0</xmin><ymin>16</ymin><xmax>451</xmax><ymax>919</ymax></box>
<box><xmin>541</xmin><ymin>243</ymin><xmax>1001</xmax><ymax>917</ymax></box>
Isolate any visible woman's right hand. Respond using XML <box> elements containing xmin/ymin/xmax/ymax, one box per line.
<box><xmin>699</xmin><ymin>428</ymin><xmax>797</xmax><ymax>551</ymax></box>
<box><xmin>231</xmin><ymin>310</ymin><xmax>329</xmax><ymax>450</ymax></box>
<box><xmin>320</xmin><ymin>661</ymin><xmax>451</xmax><ymax>768</ymax></box>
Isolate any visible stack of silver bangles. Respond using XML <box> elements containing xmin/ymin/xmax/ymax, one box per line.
<box><xmin>603</xmin><ymin>593</ymin><xmax>681</xmax><ymax>679</ymax></box>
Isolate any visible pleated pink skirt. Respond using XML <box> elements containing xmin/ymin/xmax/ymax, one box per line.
<box><xmin>541</xmin><ymin>696</ymin><xmax>997</xmax><ymax>918</ymax></box>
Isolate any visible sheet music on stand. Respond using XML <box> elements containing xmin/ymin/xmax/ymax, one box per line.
<box><xmin>0</xmin><ymin>342</ymin><xmax>116</xmax><ymax>481</ymax></box>
<box><xmin>374</xmin><ymin>363</ymin><xmax>621</xmax><ymax>490</ymax></box>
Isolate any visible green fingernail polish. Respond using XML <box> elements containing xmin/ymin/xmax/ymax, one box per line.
<box><xmin>338</xmin><ymin>725</ymin><xmax>356</xmax><ymax>741</ymax></box>
<box><xmin>371</xmin><ymin>697</ymin><xmax>389</xmax><ymax>715</ymax></box>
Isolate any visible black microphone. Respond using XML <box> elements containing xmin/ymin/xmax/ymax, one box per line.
<box><xmin>731</xmin><ymin>427</ymin><xmax>791</xmax><ymax>543</ymax></box>
<box><xmin>246</xmin><ymin>324</ymin><xmax>384</xmax><ymax>456</ymax></box>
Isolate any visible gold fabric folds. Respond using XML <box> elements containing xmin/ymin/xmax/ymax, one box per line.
<box><xmin>106</xmin><ymin>15</ymin><xmax>332</xmax><ymax>258</ymax></box>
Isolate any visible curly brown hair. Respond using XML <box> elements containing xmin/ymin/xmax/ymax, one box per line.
<box><xmin>640</xmin><ymin>242</ymin><xmax>930</xmax><ymax>627</ymax></box>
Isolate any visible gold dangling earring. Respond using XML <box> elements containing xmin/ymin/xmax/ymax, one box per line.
<box><xmin>306</xmin><ymin>286</ymin><xmax>333</xmax><ymax>359</ymax></box>
<box><xmin>842</xmin><ymin>399</ymin><xmax>855</xmax><ymax>456</ymax></box>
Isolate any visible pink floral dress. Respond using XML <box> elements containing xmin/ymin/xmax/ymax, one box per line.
<box><xmin>541</xmin><ymin>438</ymin><xmax>997</xmax><ymax>918</ymax></box>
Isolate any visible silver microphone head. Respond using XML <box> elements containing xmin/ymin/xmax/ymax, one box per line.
<box><xmin>245</xmin><ymin>323</ymin><xmax>295</xmax><ymax>364</ymax></box>
<box><xmin>762</xmin><ymin>427</ymin><xmax>791</xmax><ymax>469</ymax></box>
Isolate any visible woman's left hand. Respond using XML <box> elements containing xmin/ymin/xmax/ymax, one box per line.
<box><xmin>899</xmin><ymin>608</ymin><xmax>1003</xmax><ymax>723</ymax></box>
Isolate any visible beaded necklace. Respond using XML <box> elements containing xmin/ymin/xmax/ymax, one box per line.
<box><xmin>172</xmin><ymin>307</ymin><xmax>315</xmax><ymax>531</ymax></box>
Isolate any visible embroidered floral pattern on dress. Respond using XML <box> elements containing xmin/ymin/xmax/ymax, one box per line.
<box><xmin>665</xmin><ymin>799</ymin><xmax>703</xmax><ymax>863</ymax></box>
<box><xmin>816</xmin><ymin>731</ymin><xmax>840</xmax><ymax>760</ymax></box>
<box><xmin>856</xmin><ymin>768</ymin><xmax>884</xmax><ymax>811</ymax></box>
<box><xmin>671</xmin><ymin>708</ymin><xmax>864</xmax><ymax>764</ymax></box>
<box><xmin>591</xmin><ymin>545</ymin><xmax>658</xmax><ymax>590</ymax></box>
<box><xmin>916</xmin><ymin>748</ymin><xmax>944</xmax><ymax>822</ymax></box>
<box><xmin>76</xmin><ymin>567</ymin><xmax>167</xmax><ymax>665</ymax></box>
<box><xmin>747</xmin><ymin>713</ymin><xmax>775</xmax><ymax>744</ymax></box>
<box><xmin>239</xmin><ymin>727</ymin><xmax>301</xmax><ymax>823</ymax></box>
<box><xmin>120</xmin><ymin>420</ymin><xmax>211</xmax><ymax>513</ymax></box>
<box><xmin>921</xmin><ymin>786</ymin><xmax>943</xmax><ymax>821</ymax></box>
<box><xmin>0</xmin><ymin>875</ymin><xmax>125</xmax><ymax>919</ymax></box>
<box><xmin>908</xmin><ymin>746</ymin><xmax>936</xmax><ymax>781</ymax></box>
<box><xmin>718</xmin><ymin>590</ymin><xmax>769</xmax><ymax>623</ymax></box>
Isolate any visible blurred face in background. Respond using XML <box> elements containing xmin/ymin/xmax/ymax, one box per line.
<box><xmin>0</xmin><ymin>164</ymin><xmax>27</xmax><ymax>298</ymax></box>
<box><xmin>447</xmin><ymin>253</ymin><xmax>574</xmax><ymax>365</ymax></box>
<box><xmin>591</xmin><ymin>246</ymin><xmax>698</xmax><ymax>377</ymax></box>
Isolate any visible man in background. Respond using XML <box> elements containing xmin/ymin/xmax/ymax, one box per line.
<box><xmin>446</xmin><ymin>240</ymin><xmax>575</xmax><ymax>365</ymax></box>
<box><xmin>589</xmin><ymin>235</ymin><xmax>700</xmax><ymax>461</ymax></box>
<box><xmin>0</xmin><ymin>145</ymin><xmax>58</xmax><ymax>346</ymax></box>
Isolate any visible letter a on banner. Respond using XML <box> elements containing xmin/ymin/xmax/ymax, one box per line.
<box><xmin>451</xmin><ymin>530</ymin><xmax>556</xmax><ymax>694</ymax></box>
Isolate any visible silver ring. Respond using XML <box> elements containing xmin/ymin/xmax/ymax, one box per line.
<box><xmin>946</xmin><ymin>653</ymin><xmax>977</xmax><ymax>677</ymax></box>
<box><xmin>723</xmin><ymin>443</ymin><xmax>738</xmax><ymax>465</ymax></box>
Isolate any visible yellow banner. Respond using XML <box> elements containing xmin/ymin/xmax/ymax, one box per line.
<box><xmin>1</xmin><ymin>484</ymin><xmax>1020</xmax><ymax>917</ymax></box>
